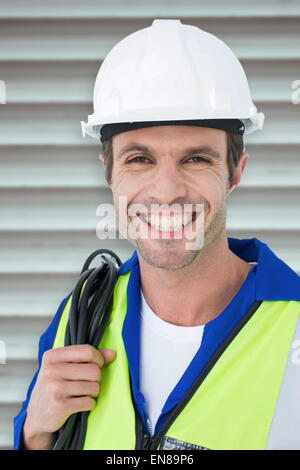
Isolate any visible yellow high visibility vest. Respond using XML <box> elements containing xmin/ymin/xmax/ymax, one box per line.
<box><xmin>53</xmin><ymin>270</ymin><xmax>300</xmax><ymax>450</ymax></box>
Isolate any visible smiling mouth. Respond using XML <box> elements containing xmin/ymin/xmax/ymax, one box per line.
<box><xmin>136</xmin><ymin>211</ymin><xmax>198</xmax><ymax>232</ymax></box>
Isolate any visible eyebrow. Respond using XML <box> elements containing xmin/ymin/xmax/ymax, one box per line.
<box><xmin>117</xmin><ymin>144</ymin><xmax>222</xmax><ymax>162</ymax></box>
<box><xmin>117</xmin><ymin>144</ymin><xmax>151</xmax><ymax>161</ymax></box>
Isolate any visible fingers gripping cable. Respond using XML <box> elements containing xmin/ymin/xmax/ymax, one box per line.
<box><xmin>53</xmin><ymin>249</ymin><xmax>122</xmax><ymax>450</ymax></box>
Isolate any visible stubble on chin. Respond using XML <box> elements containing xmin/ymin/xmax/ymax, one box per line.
<box><xmin>135</xmin><ymin>238</ymin><xmax>200</xmax><ymax>271</ymax></box>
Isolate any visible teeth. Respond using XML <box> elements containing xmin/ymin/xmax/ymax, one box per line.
<box><xmin>142</xmin><ymin>213</ymin><xmax>193</xmax><ymax>231</ymax></box>
<box><xmin>150</xmin><ymin>214</ymin><xmax>160</xmax><ymax>228</ymax></box>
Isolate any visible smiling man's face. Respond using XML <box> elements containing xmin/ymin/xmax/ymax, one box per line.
<box><xmin>100</xmin><ymin>125</ymin><xmax>247</xmax><ymax>271</ymax></box>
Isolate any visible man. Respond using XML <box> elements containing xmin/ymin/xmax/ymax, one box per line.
<box><xmin>15</xmin><ymin>19</ymin><xmax>300</xmax><ymax>450</ymax></box>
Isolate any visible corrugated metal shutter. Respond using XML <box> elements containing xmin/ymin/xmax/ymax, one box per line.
<box><xmin>1</xmin><ymin>0</ymin><xmax>299</xmax><ymax>450</ymax></box>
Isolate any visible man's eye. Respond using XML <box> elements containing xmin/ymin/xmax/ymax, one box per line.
<box><xmin>127</xmin><ymin>156</ymin><xmax>151</xmax><ymax>164</ymax></box>
<box><xmin>186</xmin><ymin>156</ymin><xmax>209</xmax><ymax>163</ymax></box>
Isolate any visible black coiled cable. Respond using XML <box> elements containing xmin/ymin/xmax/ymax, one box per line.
<box><xmin>53</xmin><ymin>248</ymin><xmax>122</xmax><ymax>450</ymax></box>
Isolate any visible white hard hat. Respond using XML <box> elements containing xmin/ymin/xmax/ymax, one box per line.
<box><xmin>81</xmin><ymin>19</ymin><xmax>264</xmax><ymax>140</ymax></box>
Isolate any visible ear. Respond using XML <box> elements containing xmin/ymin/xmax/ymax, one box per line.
<box><xmin>99</xmin><ymin>153</ymin><xmax>105</xmax><ymax>169</ymax></box>
<box><xmin>99</xmin><ymin>153</ymin><xmax>112</xmax><ymax>187</ymax></box>
<box><xmin>226</xmin><ymin>152</ymin><xmax>248</xmax><ymax>196</ymax></box>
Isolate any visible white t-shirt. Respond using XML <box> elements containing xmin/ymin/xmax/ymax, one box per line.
<box><xmin>140</xmin><ymin>290</ymin><xmax>205</xmax><ymax>435</ymax></box>
<box><xmin>139</xmin><ymin>262</ymin><xmax>257</xmax><ymax>435</ymax></box>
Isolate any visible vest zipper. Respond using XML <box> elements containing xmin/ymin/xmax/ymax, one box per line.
<box><xmin>134</xmin><ymin>404</ymin><xmax>154</xmax><ymax>450</ymax></box>
<box><xmin>141</xmin><ymin>403</ymin><xmax>153</xmax><ymax>449</ymax></box>
<box><xmin>131</xmin><ymin>380</ymin><xmax>155</xmax><ymax>449</ymax></box>
<box><xmin>142</xmin><ymin>433</ymin><xmax>153</xmax><ymax>450</ymax></box>
<box><xmin>146</xmin><ymin>417</ymin><xmax>152</xmax><ymax>436</ymax></box>
<box><xmin>135</xmin><ymin>300</ymin><xmax>262</xmax><ymax>450</ymax></box>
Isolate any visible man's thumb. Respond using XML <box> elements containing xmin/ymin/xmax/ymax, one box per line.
<box><xmin>100</xmin><ymin>348</ymin><xmax>116</xmax><ymax>365</ymax></box>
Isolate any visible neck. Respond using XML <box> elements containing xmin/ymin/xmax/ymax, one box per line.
<box><xmin>137</xmin><ymin>233</ymin><xmax>253</xmax><ymax>326</ymax></box>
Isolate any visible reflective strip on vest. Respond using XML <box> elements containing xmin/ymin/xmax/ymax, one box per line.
<box><xmin>265</xmin><ymin>308</ymin><xmax>300</xmax><ymax>449</ymax></box>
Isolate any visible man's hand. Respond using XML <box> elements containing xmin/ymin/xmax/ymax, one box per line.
<box><xmin>22</xmin><ymin>345</ymin><xmax>116</xmax><ymax>450</ymax></box>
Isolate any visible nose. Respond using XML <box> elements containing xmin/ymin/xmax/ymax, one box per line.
<box><xmin>148</xmin><ymin>159</ymin><xmax>188</xmax><ymax>204</ymax></box>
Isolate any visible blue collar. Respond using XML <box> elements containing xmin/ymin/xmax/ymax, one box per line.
<box><xmin>228</xmin><ymin>237</ymin><xmax>300</xmax><ymax>301</ymax></box>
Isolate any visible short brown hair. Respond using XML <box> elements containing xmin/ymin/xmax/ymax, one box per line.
<box><xmin>226</xmin><ymin>132</ymin><xmax>244</xmax><ymax>188</ymax></box>
<box><xmin>102</xmin><ymin>132</ymin><xmax>244</xmax><ymax>188</ymax></box>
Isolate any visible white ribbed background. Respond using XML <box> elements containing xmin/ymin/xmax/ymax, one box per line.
<box><xmin>0</xmin><ymin>0</ymin><xmax>299</xmax><ymax>450</ymax></box>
